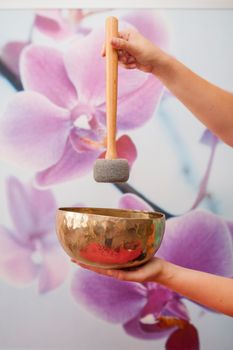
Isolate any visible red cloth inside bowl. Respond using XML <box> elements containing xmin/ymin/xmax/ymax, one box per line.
<box><xmin>80</xmin><ymin>242</ymin><xmax>142</xmax><ymax>264</ymax></box>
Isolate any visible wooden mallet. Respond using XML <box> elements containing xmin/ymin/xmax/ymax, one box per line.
<box><xmin>93</xmin><ymin>16</ymin><xmax>129</xmax><ymax>183</ymax></box>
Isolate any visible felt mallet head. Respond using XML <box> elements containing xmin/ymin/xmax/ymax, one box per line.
<box><xmin>94</xmin><ymin>158</ymin><xmax>129</xmax><ymax>183</ymax></box>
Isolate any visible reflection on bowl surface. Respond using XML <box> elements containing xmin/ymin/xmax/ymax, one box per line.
<box><xmin>56</xmin><ymin>207</ymin><xmax>166</xmax><ymax>269</ymax></box>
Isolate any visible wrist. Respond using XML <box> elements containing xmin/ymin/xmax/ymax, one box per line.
<box><xmin>151</xmin><ymin>49</ymin><xmax>174</xmax><ymax>78</ymax></box>
<box><xmin>155</xmin><ymin>259</ymin><xmax>177</xmax><ymax>285</ymax></box>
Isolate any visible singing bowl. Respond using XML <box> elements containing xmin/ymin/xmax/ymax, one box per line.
<box><xmin>56</xmin><ymin>207</ymin><xmax>166</xmax><ymax>269</ymax></box>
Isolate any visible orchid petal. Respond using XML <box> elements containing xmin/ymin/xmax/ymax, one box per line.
<box><xmin>6</xmin><ymin>176</ymin><xmax>57</xmax><ymax>245</ymax></box>
<box><xmin>98</xmin><ymin>76</ymin><xmax>163</xmax><ymax>130</ymax></box>
<box><xmin>70</xmin><ymin>127</ymin><xmax>105</xmax><ymax>153</ymax></box>
<box><xmin>122</xmin><ymin>10</ymin><xmax>169</xmax><ymax>48</ymax></box>
<box><xmin>119</xmin><ymin>193</ymin><xmax>153</xmax><ymax>211</ymax></box>
<box><xmin>71</xmin><ymin>268</ymin><xmax>147</xmax><ymax>323</ymax></box>
<box><xmin>38</xmin><ymin>244</ymin><xmax>69</xmax><ymax>293</ymax></box>
<box><xmin>28</xmin><ymin>184</ymin><xmax>57</xmax><ymax>235</ymax></box>
<box><xmin>6</xmin><ymin>177</ymin><xmax>35</xmax><ymax>242</ymax></box>
<box><xmin>124</xmin><ymin>295</ymin><xmax>189</xmax><ymax>340</ymax></box>
<box><xmin>157</xmin><ymin>210</ymin><xmax>233</xmax><ymax>277</ymax></box>
<box><xmin>20</xmin><ymin>45</ymin><xmax>77</xmax><ymax>108</ymax></box>
<box><xmin>64</xmin><ymin>28</ymin><xmax>147</xmax><ymax>106</ymax></box>
<box><xmin>35</xmin><ymin>139</ymin><xmax>99</xmax><ymax>187</ymax></box>
<box><xmin>141</xmin><ymin>283</ymin><xmax>174</xmax><ymax>318</ymax></box>
<box><xmin>34</xmin><ymin>10</ymin><xmax>71</xmax><ymax>39</ymax></box>
<box><xmin>118</xmin><ymin>10</ymin><xmax>169</xmax><ymax>131</ymax></box>
<box><xmin>98</xmin><ymin>135</ymin><xmax>137</xmax><ymax>167</ymax></box>
<box><xmin>117</xmin><ymin>76</ymin><xmax>163</xmax><ymax>129</ymax></box>
<box><xmin>123</xmin><ymin>314</ymin><xmax>173</xmax><ymax>340</ymax></box>
<box><xmin>161</xmin><ymin>299</ymin><xmax>189</xmax><ymax>321</ymax></box>
<box><xmin>166</xmin><ymin>324</ymin><xmax>199</xmax><ymax>350</ymax></box>
<box><xmin>0</xmin><ymin>91</ymin><xmax>70</xmax><ymax>171</ymax></box>
<box><xmin>0</xmin><ymin>226</ymin><xmax>38</xmax><ymax>285</ymax></box>
<box><xmin>116</xmin><ymin>135</ymin><xmax>137</xmax><ymax>167</ymax></box>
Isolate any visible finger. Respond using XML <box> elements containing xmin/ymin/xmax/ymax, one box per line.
<box><xmin>119</xmin><ymin>62</ymin><xmax>137</xmax><ymax>70</ymax></box>
<box><xmin>118</xmin><ymin>53</ymin><xmax>136</xmax><ymax>64</ymax></box>
<box><xmin>127</xmin><ymin>56</ymin><xmax>136</xmax><ymax>64</ymax></box>
<box><xmin>117</xmin><ymin>269</ymin><xmax>144</xmax><ymax>282</ymax></box>
<box><xmin>111</xmin><ymin>37</ymin><xmax>133</xmax><ymax>53</ymax></box>
<box><xmin>118</xmin><ymin>49</ymin><xmax>123</xmax><ymax>57</ymax></box>
<box><xmin>126</xmin><ymin>64</ymin><xmax>137</xmax><ymax>69</ymax></box>
<box><xmin>76</xmin><ymin>263</ymin><xmax>130</xmax><ymax>280</ymax></box>
<box><xmin>125</xmin><ymin>51</ymin><xmax>131</xmax><ymax>59</ymax></box>
<box><xmin>76</xmin><ymin>262</ymin><xmax>118</xmax><ymax>277</ymax></box>
<box><xmin>106</xmin><ymin>268</ymin><xmax>142</xmax><ymax>281</ymax></box>
<box><xmin>118</xmin><ymin>31</ymin><xmax>130</xmax><ymax>41</ymax></box>
<box><xmin>121</xmin><ymin>55</ymin><xmax>128</xmax><ymax>64</ymax></box>
<box><xmin>71</xmin><ymin>257</ymin><xmax>143</xmax><ymax>281</ymax></box>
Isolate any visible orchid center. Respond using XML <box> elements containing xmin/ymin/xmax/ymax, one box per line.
<box><xmin>140</xmin><ymin>314</ymin><xmax>156</xmax><ymax>325</ymax></box>
<box><xmin>73</xmin><ymin>113</ymin><xmax>91</xmax><ymax>129</ymax></box>
<box><xmin>71</xmin><ymin>103</ymin><xmax>106</xmax><ymax>150</ymax></box>
<box><xmin>71</xmin><ymin>103</ymin><xmax>94</xmax><ymax>128</ymax></box>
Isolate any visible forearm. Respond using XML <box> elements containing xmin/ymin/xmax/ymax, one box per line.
<box><xmin>153</xmin><ymin>53</ymin><xmax>233</xmax><ymax>147</ymax></box>
<box><xmin>157</xmin><ymin>260</ymin><xmax>233</xmax><ymax>317</ymax></box>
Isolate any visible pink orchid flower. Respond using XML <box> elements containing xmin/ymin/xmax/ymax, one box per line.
<box><xmin>0</xmin><ymin>9</ymin><xmax>102</xmax><ymax>80</ymax></box>
<box><xmin>0</xmin><ymin>176</ymin><xmax>69</xmax><ymax>293</ymax></box>
<box><xmin>0</xmin><ymin>12</ymin><xmax>168</xmax><ymax>187</ymax></box>
<box><xmin>71</xmin><ymin>194</ymin><xmax>233</xmax><ymax>349</ymax></box>
<box><xmin>34</xmin><ymin>9</ymin><xmax>104</xmax><ymax>39</ymax></box>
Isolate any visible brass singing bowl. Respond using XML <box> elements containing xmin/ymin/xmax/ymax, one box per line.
<box><xmin>56</xmin><ymin>207</ymin><xmax>166</xmax><ymax>269</ymax></box>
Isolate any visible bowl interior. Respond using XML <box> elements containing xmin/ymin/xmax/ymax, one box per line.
<box><xmin>58</xmin><ymin>207</ymin><xmax>164</xmax><ymax>220</ymax></box>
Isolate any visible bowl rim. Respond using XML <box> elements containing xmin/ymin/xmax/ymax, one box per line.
<box><xmin>57</xmin><ymin>207</ymin><xmax>165</xmax><ymax>221</ymax></box>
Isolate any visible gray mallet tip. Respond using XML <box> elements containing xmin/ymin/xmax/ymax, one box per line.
<box><xmin>94</xmin><ymin>159</ymin><xmax>129</xmax><ymax>183</ymax></box>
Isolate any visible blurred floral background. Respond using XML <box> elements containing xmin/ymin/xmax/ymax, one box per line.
<box><xmin>0</xmin><ymin>8</ymin><xmax>233</xmax><ymax>350</ymax></box>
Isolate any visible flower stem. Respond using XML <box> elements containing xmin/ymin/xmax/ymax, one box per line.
<box><xmin>114</xmin><ymin>183</ymin><xmax>174</xmax><ymax>219</ymax></box>
<box><xmin>0</xmin><ymin>58</ymin><xmax>23</xmax><ymax>91</ymax></box>
<box><xmin>191</xmin><ymin>138</ymin><xmax>218</xmax><ymax>210</ymax></box>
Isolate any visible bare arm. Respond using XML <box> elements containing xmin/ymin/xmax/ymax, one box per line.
<box><xmin>158</xmin><ymin>260</ymin><xmax>233</xmax><ymax>317</ymax></box>
<box><xmin>107</xmin><ymin>29</ymin><xmax>233</xmax><ymax>147</ymax></box>
<box><xmin>74</xmin><ymin>258</ymin><xmax>233</xmax><ymax>317</ymax></box>
<box><xmin>95</xmin><ymin>29</ymin><xmax>233</xmax><ymax>316</ymax></box>
<box><xmin>155</xmin><ymin>56</ymin><xmax>233</xmax><ymax>147</ymax></box>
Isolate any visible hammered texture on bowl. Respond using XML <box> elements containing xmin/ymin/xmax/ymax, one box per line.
<box><xmin>56</xmin><ymin>207</ymin><xmax>165</xmax><ymax>269</ymax></box>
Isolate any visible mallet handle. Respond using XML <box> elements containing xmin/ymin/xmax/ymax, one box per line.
<box><xmin>105</xmin><ymin>16</ymin><xmax>118</xmax><ymax>160</ymax></box>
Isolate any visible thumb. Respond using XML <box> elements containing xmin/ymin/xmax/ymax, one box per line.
<box><xmin>111</xmin><ymin>37</ymin><xmax>135</xmax><ymax>53</ymax></box>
